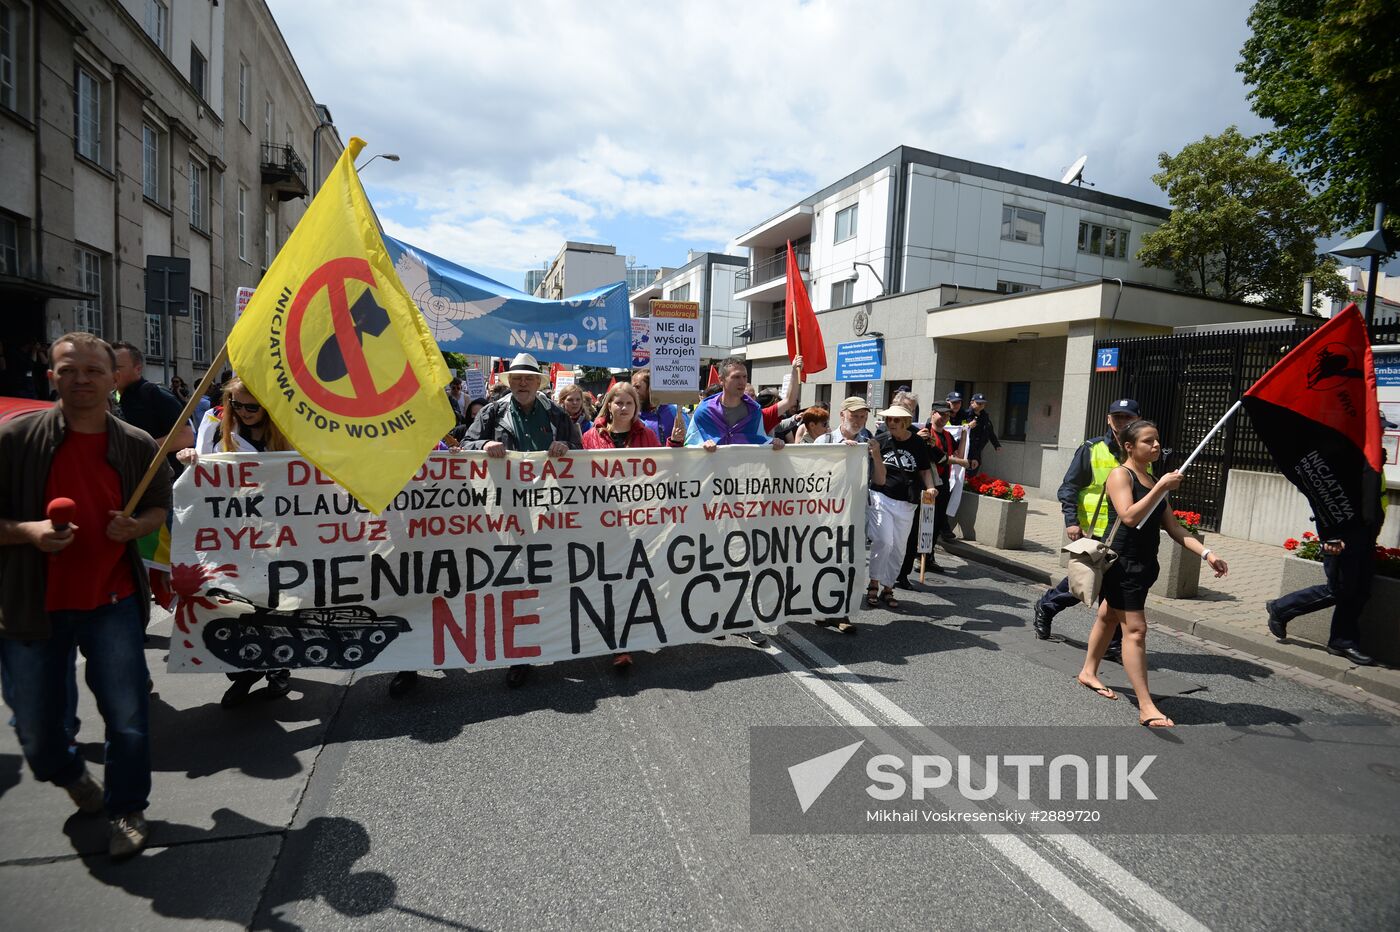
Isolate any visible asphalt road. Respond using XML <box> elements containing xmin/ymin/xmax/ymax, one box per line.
<box><xmin>2</xmin><ymin>553</ymin><xmax>1398</xmax><ymax>931</ymax></box>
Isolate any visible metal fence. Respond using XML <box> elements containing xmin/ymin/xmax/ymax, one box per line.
<box><xmin>1086</xmin><ymin>319</ymin><xmax>1400</xmax><ymax>531</ymax></box>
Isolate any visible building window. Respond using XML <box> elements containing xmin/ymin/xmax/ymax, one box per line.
<box><xmin>834</xmin><ymin>204</ymin><xmax>858</xmax><ymax>243</ymax></box>
<box><xmin>996</xmin><ymin>280</ymin><xmax>1038</xmax><ymax>295</ymax></box>
<box><xmin>145</xmin><ymin>309</ymin><xmax>164</xmax><ymax>360</ymax></box>
<box><xmin>263</xmin><ymin>98</ymin><xmax>273</xmax><ymax>145</ymax></box>
<box><xmin>143</xmin><ymin>0</ymin><xmax>167</xmax><ymax>51</ymax></box>
<box><xmin>142</xmin><ymin>124</ymin><xmax>160</xmax><ymax>201</ymax></box>
<box><xmin>831</xmin><ymin>279</ymin><xmax>854</xmax><ymax>307</ymax></box>
<box><xmin>264</xmin><ymin>207</ymin><xmax>276</xmax><ymax>267</ymax></box>
<box><xmin>667</xmin><ymin>282</ymin><xmax>690</xmax><ymax>302</ymax></box>
<box><xmin>189</xmin><ymin>45</ymin><xmax>206</xmax><ymax>100</ymax></box>
<box><xmin>1077</xmin><ymin>221</ymin><xmax>1129</xmax><ymax>259</ymax></box>
<box><xmin>188</xmin><ymin>158</ymin><xmax>207</xmax><ymax>230</ymax></box>
<box><xmin>0</xmin><ymin>2</ymin><xmax>18</xmax><ymax>112</ymax></box>
<box><xmin>191</xmin><ymin>289</ymin><xmax>208</xmax><ymax>362</ymax></box>
<box><xmin>75</xmin><ymin>248</ymin><xmax>104</xmax><ymax>335</ymax></box>
<box><xmin>0</xmin><ymin>214</ymin><xmax>19</xmax><ymax>275</ymax></box>
<box><xmin>237</xmin><ymin>186</ymin><xmax>248</xmax><ymax>260</ymax></box>
<box><xmin>238</xmin><ymin>60</ymin><xmax>249</xmax><ymax>124</ymax></box>
<box><xmin>1000</xmin><ymin>205</ymin><xmax>1045</xmax><ymax>246</ymax></box>
<box><xmin>1004</xmin><ymin>382</ymin><xmax>1030</xmax><ymax>441</ymax></box>
<box><xmin>74</xmin><ymin>65</ymin><xmax>102</xmax><ymax>163</ymax></box>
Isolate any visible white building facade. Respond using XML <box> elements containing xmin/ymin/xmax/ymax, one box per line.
<box><xmin>732</xmin><ymin>146</ymin><xmax>1175</xmax><ymax>346</ymax></box>
<box><xmin>628</xmin><ymin>250</ymin><xmax>746</xmax><ymax>363</ymax></box>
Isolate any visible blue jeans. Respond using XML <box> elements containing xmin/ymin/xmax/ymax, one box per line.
<box><xmin>1271</xmin><ymin>530</ymin><xmax>1374</xmax><ymax>647</ymax></box>
<box><xmin>0</xmin><ymin>595</ymin><xmax>150</xmax><ymax>816</ymax></box>
<box><xmin>2</xmin><ymin>644</ymin><xmax>80</xmax><ymax>741</ymax></box>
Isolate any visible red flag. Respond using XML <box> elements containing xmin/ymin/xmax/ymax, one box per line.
<box><xmin>607</xmin><ymin>376</ymin><xmax>617</xmax><ymax>391</ymax></box>
<box><xmin>784</xmin><ymin>240</ymin><xmax>827</xmax><ymax>382</ymax></box>
<box><xmin>707</xmin><ymin>364</ymin><xmax>721</xmax><ymax>387</ymax></box>
<box><xmin>548</xmin><ymin>362</ymin><xmax>562</xmax><ymax>385</ymax></box>
<box><xmin>1241</xmin><ymin>304</ymin><xmax>1382</xmax><ymax>537</ymax></box>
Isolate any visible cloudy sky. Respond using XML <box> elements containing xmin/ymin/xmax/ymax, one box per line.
<box><xmin>267</xmin><ymin>0</ymin><xmax>1269</xmax><ymax>289</ymax></box>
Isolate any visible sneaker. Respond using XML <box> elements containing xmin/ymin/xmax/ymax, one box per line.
<box><xmin>1032</xmin><ymin>602</ymin><xmax>1051</xmax><ymax>640</ymax></box>
<box><xmin>1264</xmin><ymin>600</ymin><xmax>1287</xmax><ymax>641</ymax></box>
<box><xmin>262</xmin><ymin>670</ymin><xmax>292</xmax><ymax>700</ymax></box>
<box><xmin>64</xmin><ymin>771</ymin><xmax>104</xmax><ymax>815</ymax></box>
<box><xmin>388</xmin><ymin>671</ymin><xmax>419</xmax><ymax>698</ymax></box>
<box><xmin>109</xmin><ymin>811</ymin><xmax>149</xmax><ymax>860</ymax></box>
<box><xmin>741</xmin><ymin>631</ymin><xmax>768</xmax><ymax>647</ymax></box>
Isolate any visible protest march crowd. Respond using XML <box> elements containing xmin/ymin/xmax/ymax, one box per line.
<box><xmin>0</xmin><ymin>137</ymin><xmax>1389</xmax><ymax>864</ymax></box>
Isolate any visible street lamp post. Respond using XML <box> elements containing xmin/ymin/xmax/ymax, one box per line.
<box><xmin>1328</xmin><ymin>202</ymin><xmax>1395</xmax><ymax>327</ymax></box>
<box><xmin>355</xmin><ymin>152</ymin><xmax>401</xmax><ymax>173</ymax></box>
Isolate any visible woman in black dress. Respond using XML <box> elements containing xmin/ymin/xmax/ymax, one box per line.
<box><xmin>1076</xmin><ymin>420</ymin><xmax>1228</xmax><ymax>727</ymax></box>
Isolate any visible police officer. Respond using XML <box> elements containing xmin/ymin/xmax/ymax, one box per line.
<box><xmin>945</xmin><ymin>391</ymin><xmax>972</xmax><ymax>426</ymax></box>
<box><xmin>1032</xmin><ymin>398</ymin><xmax>1146</xmax><ymax>656</ymax></box>
<box><xmin>964</xmin><ymin>393</ymin><xmax>1002</xmax><ymax>471</ymax></box>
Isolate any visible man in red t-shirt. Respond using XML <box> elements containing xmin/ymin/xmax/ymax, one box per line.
<box><xmin>0</xmin><ymin>333</ymin><xmax>171</xmax><ymax>860</ymax></box>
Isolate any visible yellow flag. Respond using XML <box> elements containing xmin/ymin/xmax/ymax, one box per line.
<box><xmin>228</xmin><ymin>137</ymin><xmax>453</xmax><ymax>512</ymax></box>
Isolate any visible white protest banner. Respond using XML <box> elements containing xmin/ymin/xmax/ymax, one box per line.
<box><xmin>166</xmin><ymin>446</ymin><xmax>867</xmax><ymax>673</ymax></box>
<box><xmin>463</xmin><ymin>367</ymin><xmax>487</xmax><ymax>399</ymax></box>
<box><xmin>647</xmin><ymin>300</ymin><xmax>700</xmax><ymax>396</ymax></box>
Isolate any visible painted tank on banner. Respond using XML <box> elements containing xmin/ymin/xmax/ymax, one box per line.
<box><xmin>202</xmin><ymin>589</ymin><xmax>409</xmax><ymax>670</ymax></box>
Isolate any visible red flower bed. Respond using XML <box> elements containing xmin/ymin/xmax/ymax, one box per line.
<box><xmin>966</xmin><ymin>473</ymin><xmax>1026</xmax><ymax>501</ymax></box>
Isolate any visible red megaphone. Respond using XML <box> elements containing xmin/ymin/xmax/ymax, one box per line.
<box><xmin>47</xmin><ymin>497</ymin><xmax>76</xmax><ymax>532</ymax></box>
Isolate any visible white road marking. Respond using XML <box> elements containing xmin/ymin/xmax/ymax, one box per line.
<box><xmin>767</xmin><ymin>630</ymin><xmax>1211</xmax><ymax>932</ymax></box>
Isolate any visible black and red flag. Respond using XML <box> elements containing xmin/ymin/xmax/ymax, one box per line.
<box><xmin>1241</xmin><ymin>304</ymin><xmax>1383</xmax><ymax>538</ymax></box>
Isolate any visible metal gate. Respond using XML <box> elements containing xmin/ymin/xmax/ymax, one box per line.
<box><xmin>1086</xmin><ymin>319</ymin><xmax>1400</xmax><ymax>532</ymax></box>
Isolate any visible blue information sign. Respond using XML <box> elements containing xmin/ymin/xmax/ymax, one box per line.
<box><xmin>1376</xmin><ymin>359</ymin><xmax>1400</xmax><ymax>388</ymax></box>
<box><xmin>835</xmin><ymin>339</ymin><xmax>883</xmax><ymax>381</ymax></box>
<box><xmin>1095</xmin><ymin>347</ymin><xmax>1120</xmax><ymax>372</ymax></box>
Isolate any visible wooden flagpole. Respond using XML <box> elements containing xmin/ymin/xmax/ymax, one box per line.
<box><xmin>120</xmin><ymin>342</ymin><xmax>230</xmax><ymax>517</ymax></box>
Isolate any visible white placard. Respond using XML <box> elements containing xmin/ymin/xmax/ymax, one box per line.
<box><xmin>648</xmin><ymin>300</ymin><xmax>700</xmax><ymax>394</ymax></box>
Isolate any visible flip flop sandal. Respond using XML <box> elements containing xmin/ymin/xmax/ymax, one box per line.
<box><xmin>865</xmin><ymin>585</ymin><xmax>881</xmax><ymax>608</ymax></box>
<box><xmin>1139</xmin><ymin>717</ymin><xmax>1174</xmax><ymax>728</ymax></box>
<box><xmin>1076</xmin><ymin>678</ymin><xmax>1118</xmax><ymax>701</ymax></box>
<box><xmin>880</xmin><ymin>589</ymin><xmax>898</xmax><ymax>609</ymax></box>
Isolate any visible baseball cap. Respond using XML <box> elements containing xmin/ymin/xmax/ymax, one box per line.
<box><xmin>841</xmin><ymin>396</ymin><xmax>871</xmax><ymax>413</ymax></box>
<box><xmin>971</xmin><ymin>393</ymin><xmax>988</xmax><ymax>403</ymax></box>
<box><xmin>930</xmin><ymin>401</ymin><xmax>951</xmax><ymax>413</ymax></box>
<box><xmin>1107</xmin><ymin>398</ymin><xmax>1141</xmax><ymax>416</ymax></box>
<box><xmin>946</xmin><ymin>391</ymin><xmax>962</xmax><ymax>402</ymax></box>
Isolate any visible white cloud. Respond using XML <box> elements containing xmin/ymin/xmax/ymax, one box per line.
<box><xmin>270</xmin><ymin>0</ymin><xmax>1268</xmax><ymax>278</ymax></box>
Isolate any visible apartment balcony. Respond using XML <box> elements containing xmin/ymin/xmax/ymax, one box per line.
<box><xmin>734</xmin><ymin>249</ymin><xmax>808</xmax><ymax>303</ymax></box>
<box><xmin>734</xmin><ymin>203</ymin><xmax>814</xmax><ymax>249</ymax></box>
<box><xmin>732</xmin><ymin>316</ymin><xmax>787</xmax><ymax>346</ymax></box>
<box><xmin>261</xmin><ymin>143</ymin><xmax>309</xmax><ymax>201</ymax></box>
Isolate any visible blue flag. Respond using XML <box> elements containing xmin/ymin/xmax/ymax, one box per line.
<box><xmin>385</xmin><ymin>235</ymin><xmax>631</xmax><ymax>367</ymax></box>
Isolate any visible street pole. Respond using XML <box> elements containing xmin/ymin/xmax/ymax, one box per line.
<box><xmin>1363</xmin><ymin>202</ymin><xmax>1386</xmax><ymax>328</ymax></box>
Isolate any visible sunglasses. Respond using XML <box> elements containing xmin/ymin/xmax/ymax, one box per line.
<box><xmin>230</xmin><ymin>400</ymin><xmax>262</xmax><ymax>414</ymax></box>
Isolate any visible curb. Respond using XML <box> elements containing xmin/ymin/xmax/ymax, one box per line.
<box><xmin>946</xmin><ymin>540</ymin><xmax>1400</xmax><ymax>708</ymax></box>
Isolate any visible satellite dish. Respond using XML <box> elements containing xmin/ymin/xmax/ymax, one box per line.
<box><xmin>1060</xmin><ymin>155</ymin><xmax>1088</xmax><ymax>186</ymax></box>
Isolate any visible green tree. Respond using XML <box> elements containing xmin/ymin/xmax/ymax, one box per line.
<box><xmin>1239</xmin><ymin>0</ymin><xmax>1400</xmax><ymax>235</ymax></box>
<box><xmin>441</xmin><ymin>351</ymin><xmax>468</xmax><ymax>376</ymax></box>
<box><xmin>1136</xmin><ymin>127</ymin><xmax>1346</xmax><ymax>310</ymax></box>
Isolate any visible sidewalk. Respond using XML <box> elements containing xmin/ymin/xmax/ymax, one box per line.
<box><xmin>946</xmin><ymin>490</ymin><xmax>1400</xmax><ymax>709</ymax></box>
